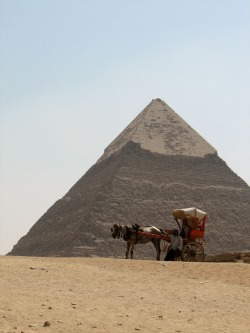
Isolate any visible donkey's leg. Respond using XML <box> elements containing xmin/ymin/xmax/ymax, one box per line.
<box><xmin>157</xmin><ymin>240</ymin><xmax>161</xmax><ymax>260</ymax></box>
<box><xmin>152</xmin><ymin>239</ymin><xmax>161</xmax><ymax>261</ymax></box>
<box><xmin>130</xmin><ymin>241</ymin><xmax>135</xmax><ymax>259</ymax></box>
<box><xmin>126</xmin><ymin>241</ymin><xmax>131</xmax><ymax>259</ymax></box>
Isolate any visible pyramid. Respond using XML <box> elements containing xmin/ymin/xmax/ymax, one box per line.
<box><xmin>9</xmin><ymin>99</ymin><xmax>250</xmax><ymax>258</ymax></box>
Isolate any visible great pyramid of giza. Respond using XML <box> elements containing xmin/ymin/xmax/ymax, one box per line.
<box><xmin>8</xmin><ymin>99</ymin><xmax>250</xmax><ymax>259</ymax></box>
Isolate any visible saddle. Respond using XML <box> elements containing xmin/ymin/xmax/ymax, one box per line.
<box><xmin>123</xmin><ymin>224</ymin><xmax>141</xmax><ymax>242</ymax></box>
<box><xmin>132</xmin><ymin>224</ymin><xmax>140</xmax><ymax>232</ymax></box>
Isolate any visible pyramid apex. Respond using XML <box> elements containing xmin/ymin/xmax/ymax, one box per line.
<box><xmin>150</xmin><ymin>97</ymin><xmax>168</xmax><ymax>106</ymax></box>
<box><xmin>152</xmin><ymin>97</ymin><xmax>164</xmax><ymax>103</ymax></box>
<box><xmin>98</xmin><ymin>99</ymin><xmax>216</xmax><ymax>163</ymax></box>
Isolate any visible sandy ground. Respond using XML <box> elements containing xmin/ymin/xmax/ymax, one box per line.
<box><xmin>0</xmin><ymin>256</ymin><xmax>249</xmax><ymax>333</ymax></box>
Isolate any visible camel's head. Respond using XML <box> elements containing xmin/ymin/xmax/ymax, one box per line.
<box><xmin>111</xmin><ymin>223</ymin><xmax>122</xmax><ymax>239</ymax></box>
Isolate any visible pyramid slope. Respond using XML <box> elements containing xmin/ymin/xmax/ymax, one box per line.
<box><xmin>8</xmin><ymin>99</ymin><xmax>250</xmax><ymax>258</ymax></box>
<box><xmin>98</xmin><ymin>98</ymin><xmax>216</xmax><ymax>163</ymax></box>
<box><xmin>9</xmin><ymin>143</ymin><xmax>250</xmax><ymax>258</ymax></box>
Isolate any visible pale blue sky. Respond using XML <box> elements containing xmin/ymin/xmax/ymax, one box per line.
<box><xmin>1</xmin><ymin>0</ymin><xmax>249</xmax><ymax>255</ymax></box>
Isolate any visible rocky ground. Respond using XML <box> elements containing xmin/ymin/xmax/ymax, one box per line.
<box><xmin>205</xmin><ymin>251</ymin><xmax>250</xmax><ymax>263</ymax></box>
<box><xmin>1</xmin><ymin>255</ymin><xmax>250</xmax><ymax>333</ymax></box>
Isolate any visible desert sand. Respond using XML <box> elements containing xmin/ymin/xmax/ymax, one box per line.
<box><xmin>0</xmin><ymin>255</ymin><xmax>249</xmax><ymax>333</ymax></box>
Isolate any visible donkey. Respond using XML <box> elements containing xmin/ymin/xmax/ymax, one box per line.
<box><xmin>111</xmin><ymin>223</ymin><xmax>165</xmax><ymax>260</ymax></box>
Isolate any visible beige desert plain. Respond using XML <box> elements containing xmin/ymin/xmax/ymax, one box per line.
<box><xmin>1</xmin><ymin>255</ymin><xmax>250</xmax><ymax>333</ymax></box>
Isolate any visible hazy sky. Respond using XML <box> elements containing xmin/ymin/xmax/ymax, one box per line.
<box><xmin>0</xmin><ymin>0</ymin><xmax>249</xmax><ymax>255</ymax></box>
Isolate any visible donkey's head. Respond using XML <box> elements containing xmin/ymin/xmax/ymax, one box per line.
<box><xmin>111</xmin><ymin>223</ymin><xmax>122</xmax><ymax>239</ymax></box>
